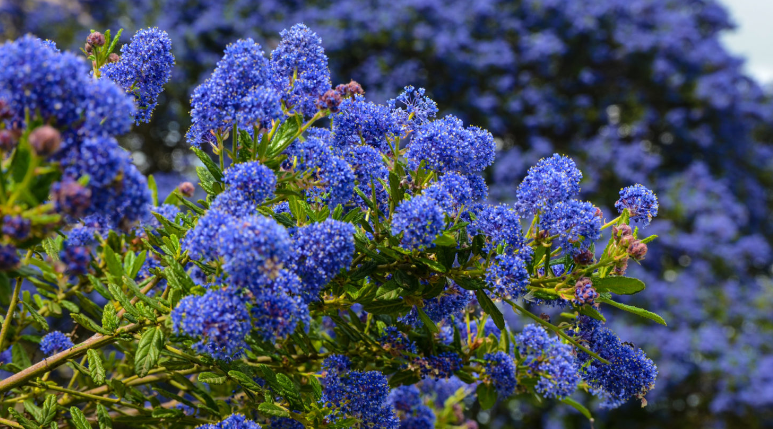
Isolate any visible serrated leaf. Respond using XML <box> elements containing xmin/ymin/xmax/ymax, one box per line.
<box><xmin>388</xmin><ymin>370</ymin><xmax>421</xmax><ymax>388</ymax></box>
<box><xmin>433</xmin><ymin>232</ymin><xmax>457</xmax><ymax>247</ymax></box>
<box><xmin>597</xmin><ymin>295</ymin><xmax>666</xmax><ymax>325</ymax></box>
<box><xmin>124</xmin><ymin>277</ymin><xmax>169</xmax><ymax>314</ymax></box>
<box><xmin>591</xmin><ymin>276</ymin><xmax>645</xmax><ymax>295</ymax></box>
<box><xmin>198</xmin><ymin>372</ymin><xmax>227</xmax><ymax>385</ymax></box>
<box><xmin>96</xmin><ymin>404</ymin><xmax>112</xmax><ymax>429</ymax></box>
<box><xmin>476</xmin><ymin>382</ymin><xmax>497</xmax><ymax>410</ymax></box>
<box><xmin>361</xmin><ymin>299</ymin><xmax>406</xmax><ymax>315</ymax></box>
<box><xmin>69</xmin><ymin>407</ymin><xmax>90</xmax><ymax>429</ymax></box>
<box><xmin>72</xmin><ymin>313</ymin><xmax>111</xmax><ymax>335</ymax></box>
<box><xmin>102</xmin><ymin>303</ymin><xmax>119</xmax><ymax>332</ymax></box>
<box><xmin>103</xmin><ymin>246</ymin><xmax>124</xmax><ymax>284</ymax></box>
<box><xmin>190</xmin><ymin>147</ymin><xmax>223</xmax><ymax>181</ymax></box>
<box><xmin>23</xmin><ymin>400</ymin><xmax>43</xmax><ymax>423</ymax></box>
<box><xmin>257</xmin><ymin>402</ymin><xmax>289</xmax><ymax>417</ymax></box>
<box><xmin>108</xmin><ymin>283</ymin><xmax>139</xmax><ymax>317</ymax></box>
<box><xmin>7</xmin><ymin>407</ymin><xmax>41</xmax><ymax>429</ymax></box>
<box><xmin>135</xmin><ymin>327</ymin><xmax>164</xmax><ymax>377</ymax></box>
<box><xmin>40</xmin><ymin>395</ymin><xmax>57</xmax><ymax>426</ymax></box>
<box><xmin>475</xmin><ymin>290</ymin><xmax>505</xmax><ymax>330</ymax></box>
<box><xmin>88</xmin><ymin>349</ymin><xmax>105</xmax><ymax>385</ymax></box>
<box><xmin>228</xmin><ymin>370</ymin><xmax>263</xmax><ymax>392</ymax></box>
<box><xmin>22</xmin><ymin>301</ymin><xmax>48</xmax><ymax>331</ymax></box>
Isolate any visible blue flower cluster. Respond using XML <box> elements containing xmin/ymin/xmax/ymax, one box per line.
<box><xmin>392</xmin><ymin>196</ymin><xmax>444</xmax><ymax>251</ymax></box>
<box><xmin>39</xmin><ymin>331</ymin><xmax>74</xmax><ymax>356</ymax></box>
<box><xmin>321</xmin><ymin>355</ymin><xmax>399</xmax><ymax>428</ymax></box>
<box><xmin>171</xmin><ymin>288</ymin><xmax>252</xmax><ymax>361</ymax></box>
<box><xmin>574</xmin><ymin>316</ymin><xmax>658</xmax><ymax>408</ymax></box>
<box><xmin>516</xmin><ymin>324</ymin><xmax>580</xmax><ymax>399</ymax></box>
<box><xmin>406</xmin><ymin>115</ymin><xmax>494</xmax><ymax>174</ymax></box>
<box><xmin>483</xmin><ymin>351</ymin><xmax>517</xmax><ymax>398</ymax></box>
<box><xmin>388</xmin><ymin>385</ymin><xmax>436</xmax><ymax>429</ymax></box>
<box><xmin>414</xmin><ymin>352</ymin><xmax>463</xmax><ymax>380</ymax></box>
<box><xmin>102</xmin><ymin>28</ymin><xmax>174</xmax><ymax>124</ymax></box>
<box><xmin>615</xmin><ymin>184</ymin><xmax>659</xmax><ymax>227</ymax></box>
<box><xmin>196</xmin><ymin>414</ymin><xmax>262</xmax><ymax>429</ymax></box>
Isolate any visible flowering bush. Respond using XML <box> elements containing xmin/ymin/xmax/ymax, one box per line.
<box><xmin>0</xmin><ymin>25</ymin><xmax>667</xmax><ymax>428</ymax></box>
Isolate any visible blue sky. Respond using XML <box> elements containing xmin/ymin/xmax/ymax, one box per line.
<box><xmin>721</xmin><ymin>0</ymin><xmax>773</xmax><ymax>83</ymax></box>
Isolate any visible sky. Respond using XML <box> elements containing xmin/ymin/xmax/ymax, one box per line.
<box><xmin>721</xmin><ymin>0</ymin><xmax>773</xmax><ymax>83</ymax></box>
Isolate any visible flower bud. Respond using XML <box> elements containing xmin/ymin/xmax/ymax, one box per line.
<box><xmin>539</xmin><ymin>313</ymin><xmax>551</xmax><ymax>322</ymax></box>
<box><xmin>613</xmin><ymin>256</ymin><xmax>629</xmax><ymax>276</ymax></box>
<box><xmin>178</xmin><ymin>181</ymin><xmax>195</xmax><ymax>197</ymax></box>
<box><xmin>84</xmin><ymin>43</ymin><xmax>93</xmax><ymax>54</ymax></box>
<box><xmin>29</xmin><ymin>125</ymin><xmax>61</xmax><ymax>157</ymax></box>
<box><xmin>573</xmin><ymin>277</ymin><xmax>599</xmax><ymax>306</ymax></box>
<box><xmin>628</xmin><ymin>240</ymin><xmax>648</xmax><ymax>260</ymax></box>
<box><xmin>618</xmin><ymin>234</ymin><xmax>635</xmax><ymax>248</ymax></box>
<box><xmin>52</xmin><ymin>180</ymin><xmax>92</xmax><ymax>218</ymax></box>
<box><xmin>108</xmin><ymin>53</ymin><xmax>120</xmax><ymax>63</ymax></box>
<box><xmin>573</xmin><ymin>249</ymin><xmax>594</xmax><ymax>266</ymax></box>
<box><xmin>0</xmin><ymin>129</ymin><xmax>18</xmax><ymax>151</ymax></box>
<box><xmin>335</xmin><ymin>80</ymin><xmax>365</xmax><ymax>97</ymax></box>
<box><xmin>317</xmin><ymin>89</ymin><xmax>343</xmax><ymax>113</ymax></box>
<box><xmin>87</xmin><ymin>32</ymin><xmax>106</xmax><ymax>47</ymax></box>
<box><xmin>0</xmin><ymin>99</ymin><xmax>11</xmax><ymax>119</ymax></box>
<box><xmin>613</xmin><ymin>224</ymin><xmax>633</xmax><ymax>239</ymax></box>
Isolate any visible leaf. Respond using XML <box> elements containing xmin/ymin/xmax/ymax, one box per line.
<box><xmin>416</xmin><ymin>307</ymin><xmax>439</xmax><ymax>334</ymax></box>
<box><xmin>475</xmin><ymin>290</ymin><xmax>505</xmax><ymax>330</ymax></box>
<box><xmin>102</xmin><ymin>246</ymin><xmax>124</xmax><ymax>284</ymax></box>
<box><xmin>40</xmin><ymin>395</ymin><xmax>57</xmax><ymax>426</ymax></box>
<box><xmin>96</xmin><ymin>404</ymin><xmax>112</xmax><ymax>429</ymax></box>
<box><xmin>135</xmin><ymin>327</ymin><xmax>164</xmax><ymax>377</ymax></box>
<box><xmin>362</xmin><ymin>299</ymin><xmax>406</xmax><ymax>315</ymax></box>
<box><xmin>87</xmin><ymin>349</ymin><xmax>105</xmax><ymax>385</ymax></box>
<box><xmin>578</xmin><ymin>305</ymin><xmax>606</xmax><ymax>322</ymax></box>
<box><xmin>388</xmin><ymin>370</ymin><xmax>421</xmax><ymax>388</ymax></box>
<box><xmin>69</xmin><ymin>407</ymin><xmax>90</xmax><ymax>429</ymax></box>
<box><xmin>476</xmin><ymin>383</ymin><xmax>497</xmax><ymax>410</ymax></box>
<box><xmin>72</xmin><ymin>313</ymin><xmax>111</xmax><ymax>335</ymax></box>
<box><xmin>276</xmin><ymin>373</ymin><xmax>299</xmax><ymax>396</ymax></box>
<box><xmin>23</xmin><ymin>400</ymin><xmax>43</xmax><ymax>423</ymax></box>
<box><xmin>597</xmin><ymin>295</ymin><xmax>666</xmax><ymax>325</ymax></box>
<box><xmin>102</xmin><ymin>303</ymin><xmax>119</xmax><ymax>332</ymax></box>
<box><xmin>190</xmin><ymin>146</ymin><xmax>223</xmax><ymax>181</ymax></box>
<box><xmin>562</xmin><ymin>397</ymin><xmax>593</xmax><ymax>420</ymax></box>
<box><xmin>147</xmin><ymin>175</ymin><xmax>159</xmax><ymax>206</ymax></box>
<box><xmin>432</xmin><ymin>232</ymin><xmax>457</xmax><ymax>247</ymax></box>
<box><xmin>7</xmin><ymin>408</ymin><xmax>41</xmax><ymax>429</ymax></box>
<box><xmin>124</xmin><ymin>277</ymin><xmax>169</xmax><ymax>314</ymax></box>
<box><xmin>418</xmin><ymin>257</ymin><xmax>447</xmax><ymax>273</ymax></box>
<box><xmin>42</xmin><ymin>238</ymin><xmax>61</xmax><ymax>261</ymax></box>
<box><xmin>108</xmin><ymin>282</ymin><xmax>139</xmax><ymax>317</ymax></box>
<box><xmin>129</xmin><ymin>251</ymin><xmax>147</xmax><ymax>280</ymax></box>
<box><xmin>22</xmin><ymin>301</ymin><xmax>48</xmax><ymax>331</ymax></box>
<box><xmin>88</xmin><ymin>275</ymin><xmax>112</xmax><ymax>301</ymax></box>
<box><xmin>257</xmin><ymin>402</ymin><xmax>289</xmax><ymax>418</ymax></box>
<box><xmin>228</xmin><ymin>370</ymin><xmax>263</xmax><ymax>392</ymax></box>
<box><xmin>198</xmin><ymin>372</ymin><xmax>227</xmax><ymax>385</ymax></box>
<box><xmin>267</xmin><ymin>116</ymin><xmax>302</xmax><ymax>157</ymax></box>
<box><xmin>591</xmin><ymin>276</ymin><xmax>645</xmax><ymax>295</ymax></box>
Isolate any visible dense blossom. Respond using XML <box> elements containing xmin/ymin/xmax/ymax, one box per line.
<box><xmin>423</xmin><ymin>172</ymin><xmax>473</xmax><ymax>215</ymax></box>
<box><xmin>289</xmin><ymin>219</ymin><xmax>355</xmax><ymax>301</ymax></box>
<box><xmin>470</xmin><ymin>204</ymin><xmax>528</xmax><ymax>256</ymax></box>
<box><xmin>286</xmin><ymin>135</ymin><xmax>355</xmax><ymax>208</ymax></box>
<box><xmin>615</xmin><ymin>184</ymin><xmax>659</xmax><ymax>227</ymax></box>
<box><xmin>540</xmin><ymin>199</ymin><xmax>602</xmax><ymax>255</ymax></box>
<box><xmin>269</xmin><ymin>24</ymin><xmax>331</xmax><ymax>117</ymax></box>
<box><xmin>389</xmin><ymin>86</ymin><xmax>438</xmax><ymax>125</ymax></box>
<box><xmin>515</xmin><ymin>154</ymin><xmax>582</xmax><ymax>215</ymax></box>
<box><xmin>406</xmin><ymin>115</ymin><xmax>494</xmax><ymax>174</ymax></box>
<box><xmin>485</xmin><ymin>253</ymin><xmax>529</xmax><ymax>299</ymax></box>
<box><xmin>196</xmin><ymin>414</ymin><xmax>262</xmax><ymax>429</ymax></box>
<box><xmin>484</xmin><ymin>351</ymin><xmax>517</xmax><ymax>397</ymax></box>
<box><xmin>574</xmin><ymin>316</ymin><xmax>658</xmax><ymax>408</ymax></box>
<box><xmin>222</xmin><ymin>161</ymin><xmax>277</xmax><ymax>206</ymax></box>
<box><xmin>171</xmin><ymin>288</ymin><xmax>251</xmax><ymax>361</ymax></box>
<box><xmin>333</xmin><ymin>96</ymin><xmax>404</xmax><ymax>152</ymax></box>
<box><xmin>250</xmin><ymin>270</ymin><xmax>309</xmax><ymax>342</ymax></box>
<box><xmin>516</xmin><ymin>324</ymin><xmax>580</xmax><ymax>399</ymax></box>
<box><xmin>182</xmin><ymin>209</ymin><xmax>233</xmax><ymax>260</ymax></box>
<box><xmin>388</xmin><ymin>385</ymin><xmax>436</xmax><ymax>429</ymax></box>
<box><xmin>393</xmin><ymin>196</ymin><xmax>444</xmax><ymax>251</ymax></box>
<box><xmin>102</xmin><ymin>28</ymin><xmax>174</xmax><ymax>123</ymax></box>
<box><xmin>39</xmin><ymin>331</ymin><xmax>74</xmax><ymax>356</ymax></box>
<box><xmin>415</xmin><ymin>352</ymin><xmax>463</xmax><ymax>380</ymax></box>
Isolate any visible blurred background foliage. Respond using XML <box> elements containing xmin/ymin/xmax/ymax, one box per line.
<box><xmin>3</xmin><ymin>0</ymin><xmax>773</xmax><ymax>428</ymax></box>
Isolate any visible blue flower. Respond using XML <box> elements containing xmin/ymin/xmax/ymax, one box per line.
<box><xmin>250</xmin><ymin>271</ymin><xmax>309</xmax><ymax>343</ymax></box>
<box><xmin>171</xmin><ymin>288</ymin><xmax>251</xmax><ymax>361</ymax></box>
<box><xmin>484</xmin><ymin>351</ymin><xmax>517</xmax><ymax>398</ymax></box>
<box><xmin>321</xmin><ymin>364</ymin><xmax>399</xmax><ymax>429</ymax></box>
<box><xmin>516</xmin><ymin>324</ymin><xmax>580</xmax><ymax>399</ymax></box>
<box><xmin>379</xmin><ymin>327</ymin><xmax>418</xmax><ymax>355</ymax></box>
<box><xmin>389</xmin><ymin>85</ymin><xmax>438</xmax><ymax>125</ymax></box>
<box><xmin>393</xmin><ymin>195</ymin><xmax>444</xmax><ymax>251</ymax></box>
<box><xmin>2</xmin><ymin>215</ymin><xmax>30</xmax><ymax>240</ymax></box>
<box><xmin>423</xmin><ymin>172</ymin><xmax>474</xmax><ymax>215</ymax></box>
<box><xmin>402</xmin><ymin>281</ymin><xmax>473</xmax><ymax>325</ymax></box>
<box><xmin>615</xmin><ymin>184</ymin><xmax>659</xmax><ymax>227</ymax></box>
<box><xmin>406</xmin><ymin>115</ymin><xmax>495</xmax><ymax>174</ymax></box>
<box><xmin>223</xmin><ymin>161</ymin><xmax>277</xmax><ymax>206</ymax></box>
<box><xmin>289</xmin><ymin>219</ymin><xmax>355</xmax><ymax>302</ymax></box>
<box><xmin>516</xmin><ymin>154</ymin><xmax>582</xmax><ymax>215</ymax></box>
<box><xmin>183</xmin><ymin>209</ymin><xmax>234</xmax><ymax>260</ymax></box>
<box><xmin>236</xmin><ymin>85</ymin><xmax>283</xmax><ymax>130</ymax></box>
<box><xmin>269</xmin><ymin>24</ymin><xmax>331</xmax><ymax>117</ymax></box>
<box><xmin>187</xmin><ymin>39</ymin><xmax>272</xmax><ymax>147</ymax></box>
<box><xmin>415</xmin><ymin>352</ymin><xmax>463</xmax><ymax>380</ymax></box>
<box><xmin>484</xmin><ymin>253</ymin><xmax>529</xmax><ymax>299</ymax></box>
<box><xmin>40</xmin><ymin>331</ymin><xmax>74</xmax><ymax>356</ymax></box>
<box><xmin>470</xmin><ymin>204</ymin><xmax>529</xmax><ymax>257</ymax></box>
<box><xmin>285</xmin><ymin>135</ymin><xmax>355</xmax><ymax>208</ymax></box>
<box><xmin>217</xmin><ymin>215</ymin><xmax>291</xmax><ymax>290</ymax></box>
<box><xmin>540</xmin><ymin>199</ymin><xmax>602</xmax><ymax>255</ymax></box>
<box><xmin>388</xmin><ymin>385</ymin><xmax>436</xmax><ymax>429</ymax></box>
<box><xmin>102</xmin><ymin>28</ymin><xmax>174</xmax><ymax>124</ymax></box>
<box><xmin>574</xmin><ymin>316</ymin><xmax>658</xmax><ymax>408</ymax></box>
<box><xmin>0</xmin><ymin>244</ymin><xmax>19</xmax><ymax>271</ymax></box>
<box><xmin>81</xmin><ymin>78</ymin><xmax>136</xmax><ymax>137</ymax></box>
<box><xmin>195</xmin><ymin>414</ymin><xmax>262</xmax><ymax>429</ymax></box>
<box><xmin>333</xmin><ymin>96</ymin><xmax>404</xmax><ymax>152</ymax></box>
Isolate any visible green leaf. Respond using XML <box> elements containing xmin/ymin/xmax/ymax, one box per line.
<box><xmin>190</xmin><ymin>146</ymin><xmax>223</xmax><ymax>181</ymax></box>
<box><xmin>22</xmin><ymin>301</ymin><xmax>48</xmax><ymax>331</ymax></box>
<box><xmin>475</xmin><ymin>290</ymin><xmax>505</xmax><ymax>330</ymax></box>
<box><xmin>96</xmin><ymin>404</ymin><xmax>112</xmax><ymax>429</ymax></box>
<box><xmin>87</xmin><ymin>349</ymin><xmax>106</xmax><ymax>385</ymax></box>
<box><xmin>257</xmin><ymin>402</ymin><xmax>289</xmax><ymax>418</ymax></box>
<box><xmin>476</xmin><ymin>383</ymin><xmax>497</xmax><ymax>410</ymax></box>
<box><xmin>88</xmin><ymin>275</ymin><xmax>111</xmax><ymax>301</ymax></box>
<box><xmin>40</xmin><ymin>395</ymin><xmax>57</xmax><ymax>426</ymax></box>
<box><xmin>69</xmin><ymin>407</ymin><xmax>90</xmax><ymax>429</ymax></box>
<box><xmin>72</xmin><ymin>313</ymin><xmax>111</xmax><ymax>335</ymax></box>
<box><xmin>388</xmin><ymin>370</ymin><xmax>421</xmax><ymax>388</ymax></box>
<box><xmin>23</xmin><ymin>400</ymin><xmax>43</xmax><ymax>423</ymax></box>
<box><xmin>267</xmin><ymin>116</ymin><xmax>302</xmax><ymax>157</ymax></box>
<box><xmin>591</xmin><ymin>276</ymin><xmax>645</xmax><ymax>295</ymax></box>
<box><xmin>418</xmin><ymin>257</ymin><xmax>447</xmax><ymax>273</ymax></box>
<box><xmin>276</xmin><ymin>373</ymin><xmax>299</xmax><ymax>396</ymax></box>
<box><xmin>416</xmin><ymin>307</ymin><xmax>439</xmax><ymax>334</ymax></box>
<box><xmin>108</xmin><ymin>282</ymin><xmax>139</xmax><ymax>317</ymax></box>
<box><xmin>362</xmin><ymin>299</ymin><xmax>406</xmax><ymax>315</ymax></box>
<box><xmin>198</xmin><ymin>372</ymin><xmax>227</xmax><ymax>385</ymax></box>
<box><xmin>7</xmin><ymin>407</ymin><xmax>41</xmax><ymax>429</ymax></box>
<box><xmin>129</xmin><ymin>251</ymin><xmax>147</xmax><ymax>280</ymax></box>
<box><xmin>433</xmin><ymin>232</ymin><xmax>457</xmax><ymax>247</ymax></box>
<box><xmin>562</xmin><ymin>397</ymin><xmax>593</xmax><ymax>420</ymax></box>
<box><xmin>578</xmin><ymin>305</ymin><xmax>606</xmax><ymax>322</ymax></box>
<box><xmin>597</xmin><ymin>295</ymin><xmax>666</xmax><ymax>325</ymax></box>
<box><xmin>135</xmin><ymin>327</ymin><xmax>164</xmax><ymax>377</ymax></box>
<box><xmin>124</xmin><ymin>277</ymin><xmax>169</xmax><ymax>314</ymax></box>
<box><xmin>103</xmin><ymin>245</ymin><xmax>124</xmax><ymax>284</ymax></box>
<box><xmin>228</xmin><ymin>370</ymin><xmax>263</xmax><ymax>392</ymax></box>
<box><xmin>11</xmin><ymin>142</ymin><xmax>31</xmax><ymax>183</ymax></box>
<box><xmin>148</xmin><ymin>174</ymin><xmax>159</xmax><ymax>206</ymax></box>
<box><xmin>42</xmin><ymin>238</ymin><xmax>61</xmax><ymax>262</ymax></box>
<box><xmin>102</xmin><ymin>303</ymin><xmax>119</xmax><ymax>332</ymax></box>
